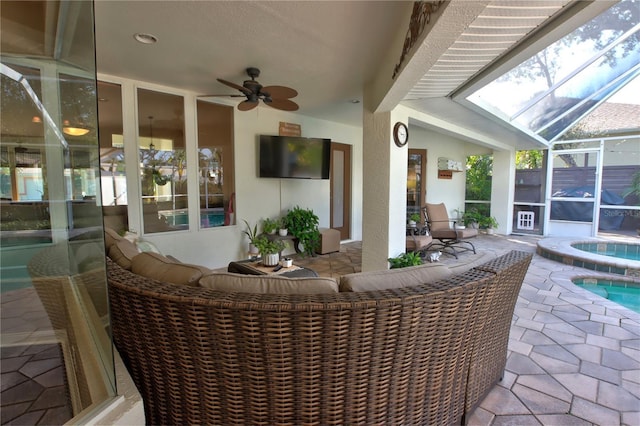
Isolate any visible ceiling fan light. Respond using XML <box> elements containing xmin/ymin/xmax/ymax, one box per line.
<box><xmin>63</xmin><ymin>124</ymin><xmax>90</xmax><ymax>136</ymax></box>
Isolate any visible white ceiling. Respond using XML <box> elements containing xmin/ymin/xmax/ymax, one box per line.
<box><xmin>94</xmin><ymin>1</ymin><xmax>410</xmax><ymax>127</ymax></box>
<box><xmin>92</xmin><ymin>1</ymin><xmax>596</xmax><ymax>148</ymax></box>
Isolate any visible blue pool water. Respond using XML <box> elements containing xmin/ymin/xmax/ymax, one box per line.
<box><xmin>573</xmin><ymin>242</ymin><xmax>640</xmax><ymax>261</ymax></box>
<box><xmin>161</xmin><ymin>211</ymin><xmax>225</xmax><ymax>227</ymax></box>
<box><xmin>573</xmin><ymin>278</ymin><xmax>640</xmax><ymax>313</ymax></box>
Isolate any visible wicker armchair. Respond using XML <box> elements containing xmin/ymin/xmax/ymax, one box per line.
<box><xmin>107</xmin><ymin>251</ymin><xmax>532</xmax><ymax>425</ymax></box>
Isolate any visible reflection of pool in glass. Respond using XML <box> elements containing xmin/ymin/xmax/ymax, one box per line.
<box><xmin>0</xmin><ymin>235</ymin><xmax>52</xmax><ymax>248</ymax></box>
<box><xmin>573</xmin><ymin>242</ymin><xmax>640</xmax><ymax>261</ymax></box>
<box><xmin>160</xmin><ymin>210</ymin><xmax>225</xmax><ymax>227</ymax></box>
<box><xmin>573</xmin><ymin>277</ymin><xmax>640</xmax><ymax>313</ymax></box>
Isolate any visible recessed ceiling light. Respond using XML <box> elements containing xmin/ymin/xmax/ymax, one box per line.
<box><xmin>350</xmin><ymin>99</ymin><xmax>360</xmax><ymax>104</ymax></box>
<box><xmin>134</xmin><ymin>33</ymin><xmax>158</xmax><ymax>44</ymax></box>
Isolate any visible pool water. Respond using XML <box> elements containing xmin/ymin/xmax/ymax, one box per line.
<box><xmin>573</xmin><ymin>278</ymin><xmax>640</xmax><ymax>313</ymax></box>
<box><xmin>573</xmin><ymin>242</ymin><xmax>640</xmax><ymax>261</ymax></box>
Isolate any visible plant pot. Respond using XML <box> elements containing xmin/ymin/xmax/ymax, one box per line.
<box><xmin>278</xmin><ymin>228</ymin><xmax>288</xmax><ymax>236</ymax></box>
<box><xmin>408</xmin><ymin>220</ymin><xmax>416</xmax><ymax>228</ymax></box>
<box><xmin>248</xmin><ymin>243</ymin><xmax>259</xmax><ymax>255</ymax></box>
<box><xmin>485</xmin><ymin>228</ymin><xmax>494</xmax><ymax>234</ymax></box>
<box><xmin>262</xmin><ymin>253</ymin><xmax>279</xmax><ymax>266</ymax></box>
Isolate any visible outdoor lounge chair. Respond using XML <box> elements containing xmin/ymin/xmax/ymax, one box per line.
<box><xmin>406</xmin><ymin>226</ymin><xmax>432</xmax><ymax>256</ymax></box>
<box><xmin>424</xmin><ymin>202</ymin><xmax>477</xmax><ymax>258</ymax></box>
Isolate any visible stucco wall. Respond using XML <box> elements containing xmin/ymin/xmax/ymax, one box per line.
<box><xmin>98</xmin><ymin>74</ymin><xmax>363</xmax><ymax>269</ymax></box>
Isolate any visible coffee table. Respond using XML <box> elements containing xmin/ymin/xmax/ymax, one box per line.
<box><xmin>228</xmin><ymin>259</ymin><xmax>318</xmax><ymax>278</ymax></box>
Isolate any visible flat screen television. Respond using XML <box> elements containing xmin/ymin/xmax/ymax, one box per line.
<box><xmin>259</xmin><ymin>135</ymin><xmax>331</xmax><ymax>179</ymax></box>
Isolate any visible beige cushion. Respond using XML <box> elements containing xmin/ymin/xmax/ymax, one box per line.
<box><xmin>104</xmin><ymin>227</ymin><xmax>123</xmax><ymax>251</ymax></box>
<box><xmin>406</xmin><ymin>235</ymin><xmax>433</xmax><ymax>252</ymax></box>
<box><xmin>131</xmin><ymin>252</ymin><xmax>209</xmax><ymax>287</ymax></box>
<box><xmin>108</xmin><ymin>239</ymin><xmax>140</xmax><ymax>270</ymax></box>
<box><xmin>339</xmin><ymin>263</ymin><xmax>452</xmax><ymax>292</ymax></box>
<box><xmin>447</xmin><ymin>251</ymin><xmax>496</xmax><ymax>275</ymax></box>
<box><xmin>199</xmin><ymin>272</ymin><xmax>339</xmax><ymax>294</ymax></box>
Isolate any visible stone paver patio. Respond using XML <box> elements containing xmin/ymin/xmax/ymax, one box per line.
<box><xmin>295</xmin><ymin>233</ymin><xmax>640</xmax><ymax>425</ymax></box>
<box><xmin>2</xmin><ymin>233</ymin><xmax>639</xmax><ymax>424</ymax></box>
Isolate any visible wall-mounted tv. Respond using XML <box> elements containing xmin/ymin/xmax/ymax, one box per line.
<box><xmin>259</xmin><ymin>135</ymin><xmax>331</xmax><ymax>179</ymax></box>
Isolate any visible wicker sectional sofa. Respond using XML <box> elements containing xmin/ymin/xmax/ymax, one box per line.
<box><xmin>105</xmin><ymin>228</ymin><xmax>532</xmax><ymax>425</ymax></box>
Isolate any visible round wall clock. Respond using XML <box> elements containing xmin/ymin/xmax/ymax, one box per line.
<box><xmin>393</xmin><ymin>122</ymin><xmax>409</xmax><ymax>147</ymax></box>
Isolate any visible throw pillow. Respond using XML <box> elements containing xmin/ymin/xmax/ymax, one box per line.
<box><xmin>108</xmin><ymin>239</ymin><xmax>140</xmax><ymax>270</ymax></box>
<box><xmin>199</xmin><ymin>272</ymin><xmax>339</xmax><ymax>294</ymax></box>
<box><xmin>136</xmin><ymin>240</ymin><xmax>162</xmax><ymax>254</ymax></box>
<box><xmin>104</xmin><ymin>227</ymin><xmax>123</xmax><ymax>251</ymax></box>
<box><xmin>131</xmin><ymin>252</ymin><xmax>210</xmax><ymax>287</ymax></box>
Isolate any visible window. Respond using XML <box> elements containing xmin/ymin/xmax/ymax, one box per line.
<box><xmin>137</xmin><ymin>88</ymin><xmax>187</xmax><ymax>233</ymax></box>
<box><xmin>467</xmin><ymin>0</ymin><xmax>640</xmax><ymax>142</ymax></box>
<box><xmin>98</xmin><ymin>81</ymin><xmax>129</xmax><ymax>234</ymax></box>
<box><xmin>197</xmin><ymin>100</ymin><xmax>235</xmax><ymax>228</ymax></box>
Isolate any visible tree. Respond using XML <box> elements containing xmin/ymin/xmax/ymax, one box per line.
<box><xmin>465</xmin><ymin>155</ymin><xmax>492</xmax><ymax>201</ymax></box>
<box><xmin>516</xmin><ymin>150</ymin><xmax>544</xmax><ymax>169</ymax></box>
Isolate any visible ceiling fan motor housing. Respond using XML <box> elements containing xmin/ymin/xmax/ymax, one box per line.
<box><xmin>246</xmin><ymin>67</ymin><xmax>260</xmax><ymax>79</ymax></box>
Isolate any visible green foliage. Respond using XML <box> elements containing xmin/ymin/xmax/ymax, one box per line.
<box><xmin>460</xmin><ymin>208</ymin><xmax>483</xmax><ymax>227</ymax></box>
<box><xmin>516</xmin><ymin>150</ymin><xmax>544</xmax><ymax>169</ymax></box>
<box><xmin>242</xmin><ymin>219</ymin><xmax>259</xmax><ymax>243</ymax></box>
<box><xmin>252</xmin><ymin>235</ymin><xmax>287</xmax><ymax>255</ymax></box>
<box><xmin>262</xmin><ymin>217</ymin><xmax>278</xmax><ymax>234</ymax></box>
<box><xmin>465</xmin><ymin>155</ymin><xmax>492</xmax><ymax>201</ymax></box>
<box><xmin>283</xmin><ymin>206</ymin><xmax>320</xmax><ymax>257</ymax></box>
<box><xmin>479</xmin><ymin>216</ymin><xmax>499</xmax><ymax>229</ymax></box>
<box><xmin>409</xmin><ymin>213</ymin><xmax>421</xmax><ymax>223</ymax></box>
<box><xmin>388</xmin><ymin>252</ymin><xmax>423</xmax><ymax>269</ymax></box>
<box><xmin>622</xmin><ymin>170</ymin><xmax>640</xmax><ymax>198</ymax></box>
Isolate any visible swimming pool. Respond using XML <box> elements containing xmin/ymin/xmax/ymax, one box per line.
<box><xmin>160</xmin><ymin>209</ymin><xmax>225</xmax><ymax>227</ymax></box>
<box><xmin>537</xmin><ymin>238</ymin><xmax>640</xmax><ymax>277</ymax></box>
<box><xmin>573</xmin><ymin>242</ymin><xmax>640</xmax><ymax>262</ymax></box>
<box><xmin>573</xmin><ymin>277</ymin><xmax>640</xmax><ymax>313</ymax></box>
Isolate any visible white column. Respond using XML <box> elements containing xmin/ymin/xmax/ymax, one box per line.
<box><xmin>361</xmin><ymin>106</ymin><xmax>410</xmax><ymax>271</ymax></box>
<box><xmin>491</xmin><ymin>149</ymin><xmax>516</xmax><ymax>235</ymax></box>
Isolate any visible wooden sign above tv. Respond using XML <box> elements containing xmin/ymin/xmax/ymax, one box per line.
<box><xmin>279</xmin><ymin>122</ymin><xmax>301</xmax><ymax>137</ymax></box>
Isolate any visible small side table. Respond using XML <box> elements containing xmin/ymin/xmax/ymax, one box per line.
<box><xmin>228</xmin><ymin>259</ymin><xmax>318</xmax><ymax>278</ymax></box>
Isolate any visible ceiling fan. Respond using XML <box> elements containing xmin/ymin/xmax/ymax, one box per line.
<box><xmin>200</xmin><ymin>67</ymin><xmax>299</xmax><ymax>112</ymax></box>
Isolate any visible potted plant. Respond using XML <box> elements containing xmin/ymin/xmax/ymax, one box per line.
<box><xmin>480</xmin><ymin>216</ymin><xmax>499</xmax><ymax>234</ymax></box>
<box><xmin>408</xmin><ymin>213</ymin><xmax>421</xmax><ymax>227</ymax></box>
<box><xmin>242</xmin><ymin>219</ymin><xmax>260</xmax><ymax>255</ymax></box>
<box><xmin>388</xmin><ymin>252</ymin><xmax>423</xmax><ymax>269</ymax></box>
<box><xmin>461</xmin><ymin>208</ymin><xmax>483</xmax><ymax>229</ymax></box>
<box><xmin>283</xmin><ymin>206</ymin><xmax>320</xmax><ymax>256</ymax></box>
<box><xmin>253</xmin><ymin>235</ymin><xmax>287</xmax><ymax>266</ymax></box>
<box><xmin>262</xmin><ymin>217</ymin><xmax>278</xmax><ymax>235</ymax></box>
<box><xmin>278</xmin><ymin>217</ymin><xmax>288</xmax><ymax>236</ymax></box>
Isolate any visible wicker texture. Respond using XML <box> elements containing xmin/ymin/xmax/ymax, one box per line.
<box><xmin>464</xmin><ymin>250</ymin><xmax>533</xmax><ymax>418</ymax></box>
<box><xmin>107</xmin><ymin>251</ymin><xmax>532</xmax><ymax>425</ymax></box>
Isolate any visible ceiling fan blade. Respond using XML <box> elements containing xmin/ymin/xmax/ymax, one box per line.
<box><xmin>217</xmin><ymin>78</ymin><xmax>252</xmax><ymax>96</ymax></box>
<box><xmin>237</xmin><ymin>100</ymin><xmax>259</xmax><ymax>111</ymax></box>
<box><xmin>198</xmin><ymin>94</ymin><xmax>245</xmax><ymax>98</ymax></box>
<box><xmin>261</xmin><ymin>85</ymin><xmax>298</xmax><ymax>99</ymax></box>
<box><xmin>265</xmin><ymin>98</ymin><xmax>299</xmax><ymax>111</ymax></box>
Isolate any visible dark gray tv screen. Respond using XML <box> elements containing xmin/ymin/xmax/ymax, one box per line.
<box><xmin>259</xmin><ymin>135</ymin><xmax>331</xmax><ymax>179</ymax></box>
